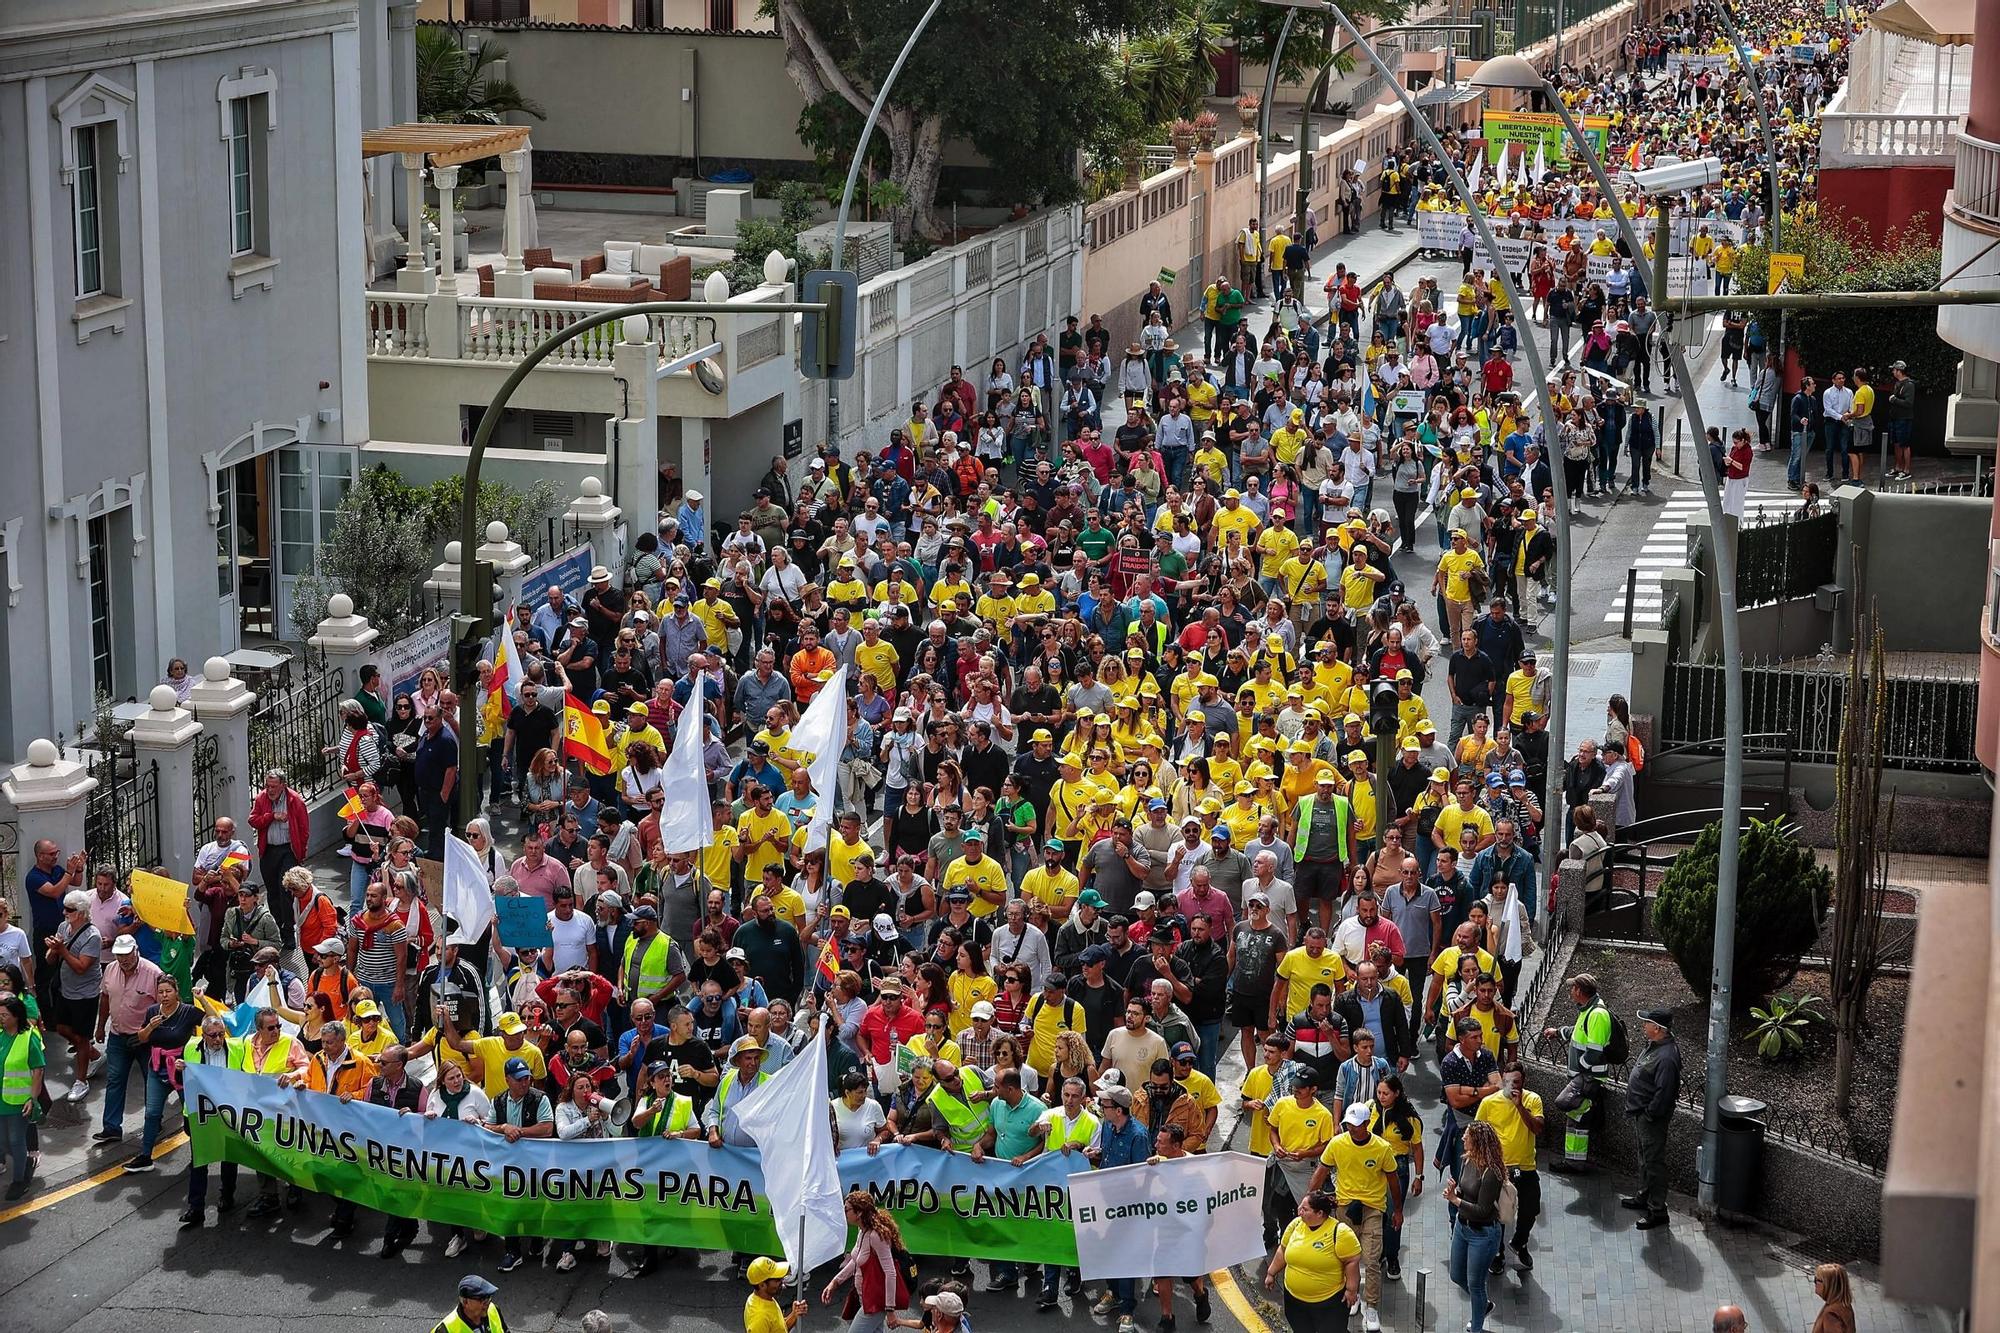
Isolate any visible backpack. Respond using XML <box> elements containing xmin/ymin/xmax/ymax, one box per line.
<box><xmin>1626</xmin><ymin>734</ymin><xmax>1645</xmax><ymax>774</ymax></box>
<box><xmin>1600</xmin><ymin>1004</ymin><xmax>1631</xmax><ymax>1066</ymax></box>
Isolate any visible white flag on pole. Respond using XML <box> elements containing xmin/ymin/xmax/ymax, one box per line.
<box><xmin>1492</xmin><ymin>142</ymin><xmax>1509</xmax><ymax>193</ymax></box>
<box><xmin>1466</xmin><ymin>146</ymin><xmax>1483</xmax><ymax>195</ymax></box>
<box><xmin>443</xmin><ymin>830</ymin><xmax>496</xmax><ymax>947</ymax></box>
<box><xmin>789</xmin><ymin>665</ymin><xmax>849</xmax><ymax>855</ymax></box>
<box><xmin>657</xmin><ymin>672</ymin><xmax>714</xmax><ymax>854</ymax></box>
<box><xmin>1517</xmin><ymin>143</ymin><xmax>1532</xmax><ymax>190</ymax></box>
<box><xmin>733</xmin><ymin>1031</ymin><xmax>847</xmax><ymax>1275</ymax></box>
<box><xmin>1533</xmin><ymin>140</ymin><xmax>1548</xmax><ymax>184</ymax></box>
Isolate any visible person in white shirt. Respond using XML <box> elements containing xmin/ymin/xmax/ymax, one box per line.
<box><xmin>546</xmin><ymin>888</ymin><xmax>596</xmax><ymax>973</ymax></box>
<box><xmin>990</xmin><ymin>900</ymin><xmax>1053</xmax><ymax>992</ymax></box>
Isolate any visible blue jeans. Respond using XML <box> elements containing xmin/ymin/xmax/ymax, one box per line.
<box><xmin>1383</xmin><ymin>1157</ymin><xmax>1411</xmax><ymax>1268</ymax></box>
<box><xmin>1823</xmin><ymin>421</ymin><xmax>1849</xmax><ymax>478</ymax></box>
<box><xmin>1040</xmin><ymin>1264</ymin><xmax>1074</xmax><ymax>1299</ymax></box>
<box><xmin>1450</xmin><ymin>1219</ymin><xmax>1503</xmax><ymax>1332</ymax></box>
<box><xmin>0</xmin><ymin>1112</ymin><xmax>27</xmax><ymax>1185</ymax></box>
<box><xmin>101</xmin><ymin>1031</ymin><xmax>145</xmax><ymax>1135</ymax></box>
<box><xmin>188</xmin><ymin>1159</ymin><xmax>239</xmax><ymax>1209</ymax></box>
<box><xmin>1195</xmin><ymin>1020</ymin><xmax>1222</xmax><ymax>1079</ymax></box>
<box><xmin>347</xmin><ymin>860</ymin><xmax>373</xmax><ymax>918</ymax></box>
<box><xmin>1109</xmin><ymin>1277</ymin><xmax>1138</xmax><ymax>1314</ymax></box>
<box><xmin>140</xmin><ymin>1061</ymin><xmax>175</xmax><ymax>1155</ymax></box>
<box><xmin>1788</xmin><ymin>428</ymin><xmax>1811</xmax><ymax>488</ymax></box>
<box><xmin>373</xmin><ymin>991</ymin><xmax>409</xmax><ymax>1042</ymax></box>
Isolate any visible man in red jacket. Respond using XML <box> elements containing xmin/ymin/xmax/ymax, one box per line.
<box><xmin>247</xmin><ymin>768</ymin><xmax>311</xmax><ymax>951</ymax></box>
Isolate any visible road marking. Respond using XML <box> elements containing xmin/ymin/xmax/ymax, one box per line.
<box><xmin>1209</xmin><ymin>1263</ymin><xmax>1276</xmax><ymax>1333</ymax></box>
<box><xmin>0</xmin><ymin>1131</ymin><xmax>186</xmax><ymax>1225</ymax></box>
<box><xmin>1604</xmin><ymin>491</ymin><xmax>1792</xmax><ymax>625</ymax></box>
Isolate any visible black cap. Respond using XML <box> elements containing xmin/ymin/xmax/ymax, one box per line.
<box><xmin>1638</xmin><ymin>1005</ymin><xmax>1674</xmax><ymax>1028</ymax></box>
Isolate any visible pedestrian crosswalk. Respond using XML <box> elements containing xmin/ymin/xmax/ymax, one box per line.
<box><xmin>1604</xmin><ymin>489</ymin><xmax>1794</xmax><ymax>626</ymax></box>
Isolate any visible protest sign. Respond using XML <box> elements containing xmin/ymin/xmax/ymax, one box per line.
<box><xmin>130</xmin><ymin>869</ymin><xmax>194</xmax><ymax>935</ymax></box>
<box><xmin>493</xmin><ymin>895</ymin><xmax>554</xmax><ymax>949</ymax></box>
<box><xmin>384</xmin><ymin>618</ymin><xmax>452</xmax><ymax>703</ymax></box>
<box><xmin>525</xmin><ymin>542</ymin><xmax>597</xmax><ymax>607</ymax></box>
<box><xmin>187</xmin><ymin>1066</ymin><xmax>1079</xmax><ymax>1262</ymax></box>
<box><xmin>1481</xmin><ymin>110</ymin><xmax>1609</xmax><ymax>166</ymax></box>
<box><xmin>1069</xmin><ymin>1152</ymin><xmax>1267</xmax><ymax>1280</ymax></box>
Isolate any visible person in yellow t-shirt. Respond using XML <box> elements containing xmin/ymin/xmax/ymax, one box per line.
<box><xmin>825</xmin><ymin>559</ymin><xmax>869</xmax><ymax>608</ymax></box>
<box><xmin>1473</xmin><ymin>1065</ymin><xmax>1545</xmax><ymax>1176</ymax></box>
<box><xmin>1213</xmin><ymin>492</ymin><xmax>1260</xmax><ymax>544</ymax></box>
<box><xmin>1192</xmin><ymin>435</ymin><xmax>1230</xmax><ymax>486</ymax></box>
<box><xmin>853</xmin><ymin>622</ymin><xmax>901</xmax><ymax>694</ymax></box>
<box><xmin>702</xmin><ymin>810</ymin><xmax>740</xmax><ymax>891</ymax></box>
<box><xmin>1282</xmin><ymin>551</ymin><xmax>1328</xmax><ymax>606</ymax></box>
<box><xmin>1019</xmin><ymin>839</ymin><xmax>1080</xmax><ymax>921</ymax></box>
<box><xmin>1341</xmin><ymin>545</ymin><xmax>1386</xmax><ymax>611</ymax></box>
<box><xmin>1431</xmin><ymin>782</ymin><xmax>1494</xmax><ymax>853</ymax></box>
<box><xmin>1432</xmin><ymin>530</ymin><xmax>1485</xmax><ymax>639</ymax></box>
<box><xmin>1275</xmin><ymin>941</ymin><xmax>1348</xmax><ymax>1021</ymax></box>
<box><xmin>1269</xmin><ymin>1203</ymin><xmax>1361</xmax><ymax>1309</ymax></box>
<box><xmin>1258</xmin><ymin>522</ymin><xmax>1301</xmax><ymax>584</ymax></box>
<box><xmin>1187</xmin><ymin>378</ymin><xmax>1219</xmax><ymax>428</ymax></box>
<box><xmin>735</xmin><ymin>788</ymin><xmax>794</xmax><ymax>884</ymax></box>
<box><xmin>1240</xmin><ymin>1036</ymin><xmax>1301</xmax><ymax>1157</ymax></box>
<box><xmin>1267</xmin><ymin>1081</ymin><xmax>1339</xmax><ymax>1160</ymax></box>
<box><xmin>941</xmin><ymin>830</ymin><xmax>1010</xmax><ymax>917</ymax></box>
<box><xmin>1271</xmin><ymin>415</ymin><xmax>1310</xmax><ymax>468</ymax></box>
<box><xmin>1392</xmin><ymin>674</ymin><xmax>1430</xmax><ymax>744</ymax></box>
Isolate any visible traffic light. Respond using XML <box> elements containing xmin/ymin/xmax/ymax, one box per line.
<box><xmin>1368</xmin><ymin>678</ymin><xmax>1401</xmax><ymax>738</ymax></box>
<box><xmin>449</xmin><ymin>558</ymin><xmax>498</xmax><ymax>692</ymax></box>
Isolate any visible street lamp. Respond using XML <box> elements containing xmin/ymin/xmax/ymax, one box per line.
<box><xmin>1256</xmin><ymin>0</ymin><xmax>1576</xmax><ymax>914</ymax></box>
<box><xmin>1472</xmin><ymin>51</ymin><xmax>1748</xmax><ymax>1217</ymax></box>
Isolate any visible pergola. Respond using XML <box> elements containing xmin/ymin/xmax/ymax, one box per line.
<box><xmin>362</xmin><ymin>122</ymin><xmax>535</xmax><ymax>293</ymax></box>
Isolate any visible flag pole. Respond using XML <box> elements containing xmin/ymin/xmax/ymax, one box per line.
<box><xmin>795</xmin><ymin>1212</ymin><xmax>809</xmax><ymax>1305</ymax></box>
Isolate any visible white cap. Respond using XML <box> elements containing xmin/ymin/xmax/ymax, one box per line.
<box><xmin>685</xmin><ymin>490</ymin><xmax>703</xmax><ymax>503</ymax></box>
<box><xmin>970</xmin><ymin>1000</ymin><xmax>996</xmax><ymax>1020</ymax></box>
<box><xmin>111</xmin><ymin>934</ymin><xmax>138</xmax><ymax>955</ymax></box>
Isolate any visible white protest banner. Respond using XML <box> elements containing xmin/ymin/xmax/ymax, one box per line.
<box><xmin>384</xmin><ymin>618</ymin><xmax>453</xmax><ymax>701</ymax></box>
<box><xmin>1417</xmin><ymin>211</ymin><xmax>1463</xmax><ymax>251</ymax></box>
<box><xmin>1069</xmin><ymin>1152</ymin><xmax>1266</xmax><ymax>1281</ymax></box>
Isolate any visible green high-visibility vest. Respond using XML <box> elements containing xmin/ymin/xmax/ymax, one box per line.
<box><xmin>927</xmin><ymin>1068</ymin><xmax>991</xmax><ymax>1150</ymax></box>
<box><xmin>622</xmin><ymin>931</ymin><xmax>676</xmax><ymax>997</ymax></box>
<box><xmin>0</xmin><ymin>1031</ymin><xmax>40</xmax><ymax>1107</ymax></box>
<box><xmin>1290</xmin><ymin>793</ymin><xmax>1352</xmax><ymax>863</ymax></box>
<box><xmin>632</xmin><ymin>1092</ymin><xmax>695</xmax><ymax>1137</ymax></box>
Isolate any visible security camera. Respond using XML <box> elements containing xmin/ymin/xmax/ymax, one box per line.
<box><xmin>1626</xmin><ymin>156</ymin><xmax>1725</xmax><ymax>194</ymax></box>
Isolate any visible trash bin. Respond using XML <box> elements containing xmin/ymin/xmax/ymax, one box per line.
<box><xmin>1713</xmin><ymin>1095</ymin><xmax>1767</xmax><ymax>1213</ymax></box>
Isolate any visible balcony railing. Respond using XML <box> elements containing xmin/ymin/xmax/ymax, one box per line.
<box><xmin>365</xmin><ymin>292</ymin><xmax>717</xmax><ymax>368</ymax></box>
<box><xmin>1952</xmin><ymin>131</ymin><xmax>2000</xmax><ymax>229</ymax></box>
<box><xmin>1821</xmin><ymin>109</ymin><xmax>1963</xmax><ymax>166</ymax></box>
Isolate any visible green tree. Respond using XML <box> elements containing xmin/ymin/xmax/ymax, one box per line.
<box><xmin>1211</xmin><ymin>0</ymin><xmax>1404</xmax><ymax>88</ymax></box>
<box><xmin>1738</xmin><ymin>212</ymin><xmax>1962</xmax><ymax>396</ymax></box>
<box><xmin>1655</xmin><ymin>817</ymin><xmax>1831</xmax><ymax>1011</ymax></box>
<box><xmin>416</xmin><ymin>27</ymin><xmax>546</xmax><ymax>125</ymax></box>
<box><xmin>767</xmin><ymin>0</ymin><xmax>1178</xmax><ymax>241</ymax></box>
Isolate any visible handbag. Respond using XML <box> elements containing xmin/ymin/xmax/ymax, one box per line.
<box><xmin>1497</xmin><ymin>1171</ymin><xmax>1519</xmax><ymax>1228</ymax></box>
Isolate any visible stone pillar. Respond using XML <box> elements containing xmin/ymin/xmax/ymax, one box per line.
<box><xmin>476</xmin><ymin>521</ymin><xmax>534</xmax><ymax>616</ymax></box>
<box><xmin>1946</xmin><ymin>353</ymin><xmax>2000</xmax><ymax>458</ymax></box>
<box><xmin>187</xmin><ymin>656</ymin><xmax>254</xmax><ymax>833</ymax></box>
<box><xmin>396</xmin><ymin>152</ymin><xmax>435</xmax><ymax>295</ymax></box>
<box><xmin>613</xmin><ymin>316</ymin><xmax>663</xmax><ymax>521</ymax></box>
<box><xmin>426</xmin><ymin>542</ymin><xmax>465</xmax><ymax>607</ymax></box>
<box><xmin>431</xmin><ymin>165</ymin><xmax>460</xmax><ymax>281</ymax></box>
<box><xmin>1</xmin><ymin>740</ymin><xmax>98</xmax><ymax>918</ymax></box>
<box><xmin>566</xmin><ymin>478</ymin><xmax>624</xmax><ymax>578</ymax></box>
<box><xmin>496</xmin><ymin>149</ymin><xmax>532</xmax><ymax>299</ymax></box>
<box><xmin>1969</xmin><ymin>0</ymin><xmax>2000</xmax><ymax>142</ymax></box>
<box><xmin>130</xmin><ymin>685</ymin><xmax>203</xmax><ymax>880</ymax></box>
<box><xmin>307</xmin><ymin>595</ymin><xmax>383</xmax><ymax>698</ymax></box>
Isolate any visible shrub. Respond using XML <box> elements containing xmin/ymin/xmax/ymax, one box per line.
<box><xmin>1655</xmin><ymin>817</ymin><xmax>1830</xmax><ymax>1010</ymax></box>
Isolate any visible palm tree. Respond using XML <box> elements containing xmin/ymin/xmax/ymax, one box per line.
<box><xmin>415</xmin><ymin>26</ymin><xmax>546</xmax><ymax>125</ymax></box>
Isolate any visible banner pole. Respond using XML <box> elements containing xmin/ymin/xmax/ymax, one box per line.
<box><xmin>796</xmin><ymin>1213</ymin><xmax>809</xmax><ymax>1302</ymax></box>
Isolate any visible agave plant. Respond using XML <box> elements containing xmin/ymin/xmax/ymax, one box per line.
<box><xmin>1748</xmin><ymin>992</ymin><xmax>1828</xmax><ymax>1061</ymax></box>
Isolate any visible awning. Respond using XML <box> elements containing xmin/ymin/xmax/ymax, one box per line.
<box><xmin>1871</xmin><ymin>0</ymin><xmax>1975</xmax><ymax>46</ymax></box>
<box><xmin>360</xmin><ymin>123</ymin><xmax>532</xmax><ymax>167</ymax></box>
<box><xmin>1414</xmin><ymin>83</ymin><xmax>1484</xmax><ymax>109</ymax></box>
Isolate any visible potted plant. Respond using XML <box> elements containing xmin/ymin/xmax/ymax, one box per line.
<box><xmin>1193</xmin><ymin>108</ymin><xmax>1220</xmax><ymax>151</ymax></box>
<box><xmin>1170</xmin><ymin>117</ymin><xmax>1198</xmax><ymax>161</ymax></box>
<box><xmin>1236</xmin><ymin>92</ymin><xmax>1261</xmax><ymax>135</ymax></box>
<box><xmin>1121</xmin><ymin>140</ymin><xmax>1145</xmax><ymax>189</ymax></box>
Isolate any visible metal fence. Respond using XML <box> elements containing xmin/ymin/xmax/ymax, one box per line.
<box><xmin>527</xmin><ymin>515</ymin><xmax>588</xmax><ymax>567</ymax></box>
<box><xmin>1527</xmin><ymin>1031</ymin><xmax>1887</xmax><ymax>1173</ymax></box>
<box><xmin>83</xmin><ymin>752</ymin><xmax>162</xmax><ymax>886</ymax></box>
<box><xmin>248</xmin><ymin>663</ymin><xmax>348</xmax><ymax>803</ymax></box>
<box><xmin>191</xmin><ymin>732</ymin><xmax>233</xmax><ymax>845</ymax></box>
<box><xmin>1658</xmin><ymin>655</ymin><xmax>1980</xmax><ymax>773</ymax></box>
<box><xmin>1733</xmin><ymin>509</ymin><xmax>1837</xmax><ymax>610</ymax></box>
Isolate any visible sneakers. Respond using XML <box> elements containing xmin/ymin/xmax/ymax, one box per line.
<box><xmin>1511</xmin><ymin>1242</ymin><xmax>1533</xmax><ymax>1270</ymax></box>
<box><xmin>177</xmin><ymin>1207</ymin><xmax>205</xmax><ymax>1229</ymax></box>
<box><xmin>1037</xmin><ymin>1293</ymin><xmax>1060</xmax><ymax>1312</ymax></box>
<box><xmin>1637</xmin><ymin>1211</ymin><xmax>1671</xmax><ymax>1230</ymax></box>
<box><xmin>1118</xmin><ymin>1319</ymin><xmax>1138</xmax><ymax>1333</ymax></box>
<box><xmin>122</xmin><ymin>1154</ymin><xmax>155</xmax><ymax>1174</ymax></box>
<box><xmin>445</xmin><ymin>1234</ymin><xmax>467</xmax><ymax>1258</ymax></box>
<box><xmin>1362</xmin><ymin>1303</ymin><xmax>1381</xmax><ymax>1331</ymax></box>
<box><xmin>498</xmin><ymin>1251</ymin><xmax>523</xmax><ymax>1273</ymax></box>
<box><xmin>1618</xmin><ymin>1194</ymin><xmax>1648</xmax><ymax>1211</ymax></box>
<box><xmin>1489</xmin><ymin>1252</ymin><xmax>1506</xmax><ymax>1274</ymax></box>
<box><xmin>91</xmin><ymin>1129</ymin><xmax>124</xmax><ymax>1144</ymax></box>
<box><xmin>245</xmin><ymin>1195</ymin><xmax>281</xmax><ymax>1218</ymax></box>
<box><xmin>66</xmin><ymin>1079</ymin><xmax>90</xmax><ymax>1102</ymax></box>
<box><xmin>1193</xmin><ymin>1287</ymin><xmax>1211</xmax><ymax>1324</ymax></box>
<box><xmin>1159</xmin><ymin>1316</ymin><xmax>1177</xmax><ymax>1333</ymax></box>
<box><xmin>1383</xmin><ymin>1260</ymin><xmax>1402</xmax><ymax>1282</ymax></box>
<box><xmin>1092</xmin><ymin>1291</ymin><xmax>1120</xmax><ymax>1316</ymax></box>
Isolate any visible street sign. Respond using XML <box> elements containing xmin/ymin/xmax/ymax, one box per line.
<box><xmin>799</xmin><ymin>268</ymin><xmax>858</xmax><ymax>380</ymax></box>
<box><xmin>1768</xmin><ymin>252</ymin><xmax>1805</xmax><ymax>295</ymax></box>
<box><xmin>783</xmin><ymin>418</ymin><xmax>804</xmax><ymax>459</ymax></box>
<box><xmin>1157</xmin><ymin>266</ymin><xmax>1177</xmax><ymax>286</ymax></box>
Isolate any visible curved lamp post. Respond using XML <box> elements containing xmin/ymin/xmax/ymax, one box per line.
<box><xmin>1257</xmin><ymin>0</ymin><xmax>1574</xmax><ymax>913</ymax></box>
<box><xmin>1473</xmin><ymin>52</ymin><xmax>1746</xmax><ymax>1215</ymax></box>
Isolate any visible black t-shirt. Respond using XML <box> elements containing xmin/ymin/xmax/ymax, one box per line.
<box><xmin>142</xmin><ymin>1002</ymin><xmax>200</xmax><ymax>1054</ymax></box>
<box><xmin>506</xmin><ymin>704</ymin><xmax>561</xmax><ymax>760</ymax></box>
<box><xmin>1447</xmin><ymin>650</ymin><xmax>1497</xmax><ymax>706</ymax></box>
<box><xmin>564</xmin><ymin>1015</ymin><xmax>607</xmax><ymax>1054</ymax></box>
<box><xmin>1066</xmin><ymin>976</ymin><xmax>1125</xmax><ymax>1053</ymax></box>
<box><xmin>598</xmin><ymin>660</ymin><xmax>653</xmax><ymax>705</ymax></box>
<box><xmin>838</xmin><ymin>877</ymin><xmax>897</xmax><ymax>925</ymax></box>
<box><xmin>648</xmin><ymin>1034</ymin><xmax>718</xmax><ymax>1107</ymax></box>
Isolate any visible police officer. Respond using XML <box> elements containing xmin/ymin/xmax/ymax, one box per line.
<box><xmin>1622</xmin><ymin>1005</ymin><xmax>1681</xmax><ymax>1230</ymax></box>
<box><xmin>431</xmin><ymin>1275</ymin><xmax>507</xmax><ymax>1333</ymax></box>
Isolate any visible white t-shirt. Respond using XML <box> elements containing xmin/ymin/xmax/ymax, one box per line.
<box><xmin>0</xmin><ymin>924</ymin><xmax>29</xmax><ymax>973</ymax></box>
<box><xmin>833</xmin><ymin>1094</ymin><xmax>888</xmax><ymax>1150</ymax></box>
<box><xmin>547</xmin><ymin>909</ymin><xmax>596</xmax><ymax>972</ymax></box>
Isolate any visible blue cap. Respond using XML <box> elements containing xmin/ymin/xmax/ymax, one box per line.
<box><xmin>1209</xmin><ymin>826</ymin><xmax>1232</xmax><ymax>842</ymax></box>
<box><xmin>1484</xmin><ymin>772</ymin><xmax>1504</xmax><ymax>788</ymax></box>
<box><xmin>1507</xmin><ymin>769</ymin><xmax>1527</xmax><ymax>785</ymax></box>
<box><xmin>1147</xmin><ymin>798</ymin><xmax>1168</xmax><ymax>811</ymax></box>
<box><xmin>503</xmin><ymin>1057</ymin><xmax>532</xmax><ymax>1080</ymax></box>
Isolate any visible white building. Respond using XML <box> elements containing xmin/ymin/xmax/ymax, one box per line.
<box><xmin>0</xmin><ymin>0</ymin><xmax>415</xmax><ymax>754</ymax></box>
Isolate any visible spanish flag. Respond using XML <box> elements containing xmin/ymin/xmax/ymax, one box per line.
<box><xmin>486</xmin><ymin>614</ymin><xmax>517</xmax><ymax>720</ymax></box>
<box><xmin>814</xmin><ymin>935</ymin><xmax>841</xmax><ymax>988</ymax></box>
<box><xmin>563</xmin><ymin>692</ymin><xmax>614</xmax><ymax>775</ymax></box>
<box><xmin>338</xmin><ymin>788</ymin><xmax>364</xmax><ymax>820</ymax></box>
